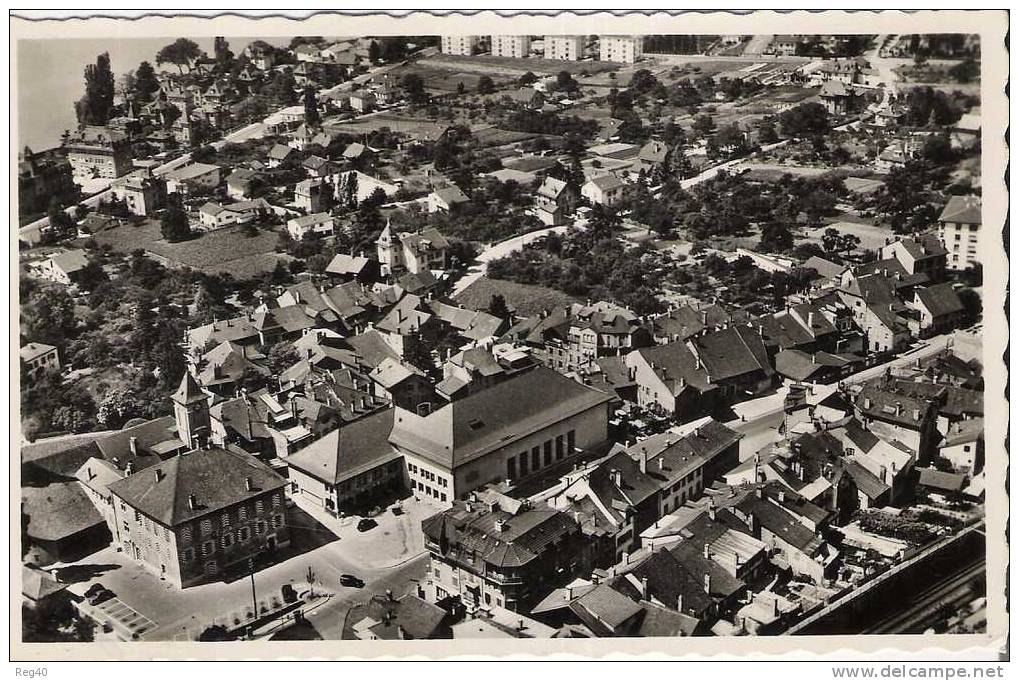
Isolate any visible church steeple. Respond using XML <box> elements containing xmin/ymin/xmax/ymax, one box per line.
<box><xmin>173</xmin><ymin>372</ymin><xmax>210</xmax><ymax>450</ymax></box>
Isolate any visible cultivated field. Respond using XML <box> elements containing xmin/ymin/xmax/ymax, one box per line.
<box><xmin>92</xmin><ymin>220</ymin><xmax>283</xmax><ymax>279</ymax></box>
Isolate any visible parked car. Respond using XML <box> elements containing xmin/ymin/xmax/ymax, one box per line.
<box><xmin>339</xmin><ymin>574</ymin><xmax>365</xmax><ymax>588</ymax></box>
<box><xmin>281</xmin><ymin>584</ymin><xmax>298</xmax><ymax>603</ymax></box>
<box><xmin>84</xmin><ymin>584</ymin><xmax>115</xmax><ymax>605</ymax></box>
<box><xmin>356</xmin><ymin>518</ymin><xmax>377</xmax><ymax>532</ymax></box>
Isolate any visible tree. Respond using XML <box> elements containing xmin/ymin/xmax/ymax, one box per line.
<box><xmin>303</xmin><ymin>86</ymin><xmax>321</xmax><ymax>127</ymax></box>
<box><xmin>46</xmin><ymin>197</ymin><xmax>75</xmax><ymax>238</ymax></box>
<box><xmin>265</xmin><ymin>342</ymin><xmax>301</xmax><ymax>375</ymax></box>
<box><xmin>266</xmin><ymin>70</ymin><xmax>298</xmax><ymax>106</ymax></box>
<box><xmin>692</xmin><ymin>113</ymin><xmax>715</xmax><ymax>135</ymax></box>
<box><xmin>758</xmin><ymin>119</ymin><xmax>779</xmax><ymax>144</ymax></box>
<box><xmin>518</xmin><ymin>71</ymin><xmax>537</xmax><ymax>86</ymax></box>
<box><xmin>134</xmin><ymin>61</ymin><xmax>160</xmax><ymax>102</ymax></box>
<box><xmin>160</xmin><ymin>193</ymin><xmax>191</xmax><ymax>242</ymax></box>
<box><xmin>488</xmin><ymin>294</ymin><xmax>511</xmax><ymax>321</ymax></box>
<box><xmin>156</xmin><ymin>38</ymin><xmax>202</xmax><ymax>74</ymax></box>
<box><xmin>213</xmin><ymin>36</ymin><xmax>234</xmax><ymax>70</ymax></box>
<box><xmin>922</xmin><ymin>134</ymin><xmax>956</xmax><ymax>165</ymax></box>
<box><xmin>22</xmin><ymin>286</ymin><xmax>76</xmax><ymax>348</ymax></box>
<box><xmin>368</xmin><ymin>40</ymin><xmax>381</xmax><ymax>64</ymax></box>
<box><xmin>75</xmin><ymin>52</ymin><xmax>116</xmax><ymax>126</ymax></box>
<box><xmin>477</xmin><ymin>75</ymin><xmax>495</xmax><ymax>95</ymax></box>
<box><xmin>778</xmin><ymin>102</ymin><xmax>830</xmax><ymax>137</ymax></box>
<box><xmin>401</xmin><ymin>73</ymin><xmax>426</xmax><ymax>104</ymax></box>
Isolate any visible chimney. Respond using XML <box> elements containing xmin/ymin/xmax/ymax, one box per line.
<box><xmin>863</xmin><ymin>397</ymin><xmax>872</xmax><ymax>409</ymax></box>
<box><xmin>912</xmin><ymin>408</ymin><xmax>921</xmax><ymax>421</ymax></box>
<box><xmin>245</xmin><ymin>476</ymin><xmax>253</xmax><ymax>491</ymax></box>
<box><xmin>778</xmin><ymin>490</ymin><xmax>786</xmax><ymax>503</ymax></box>
<box><xmin>611</xmin><ymin>469</ymin><xmax>622</xmax><ymax>487</ymax></box>
<box><xmin>747</xmin><ymin>512</ymin><xmax>755</xmax><ymax>533</ymax></box>
<box><xmin>386</xmin><ymin>589</ymin><xmax>394</xmax><ymax>601</ymax></box>
<box><xmin>622</xmin><ymin>550</ymin><xmax>630</xmax><ymax>565</ymax></box>
<box><xmin>807</xmin><ymin>311</ymin><xmax>815</xmax><ymax>329</ymax></box>
<box><xmin>640</xmin><ymin>576</ymin><xmax>649</xmax><ymax>599</ymax></box>
<box><xmin>755</xmin><ymin>487</ymin><xmax>763</xmax><ymax>499</ymax></box>
<box><xmin>895</xmin><ymin>401</ymin><xmax>903</xmax><ymax>416</ymax></box>
<box><xmin>704</xmin><ymin>573</ymin><xmax>711</xmax><ymax>595</ymax></box>
<box><xmin>187</xmin><ymin>493</ymin><xmax>197</xmax><ymax>510</ymax></box>
<box><xmin>125</xmin><ymin>462</ymin><xmax>135</xmax><ymax>475</ymax></box>
<box><xmin>494</xmin><ymin>518</ymin><xmax>506</xmax><ymax>533</ymax></box>
<box><xmin>676</xmin><ymin>593</ymin><xmax>683</xmax><ymax>613</ymax></box>
<box><xmin>638</xmin><ymin>448</ymin><xmax>648</xmax><ymax>474</ymax></box>
<box><xmin>155</xmin><ymin>468</ymin><xmax>164</xmax><ymax>482</ymax></box>
<box><xmin>129</xmin><ymin>437</ymin><xmax>139</xmax><ymax>455</ymax></box>
<box><xmin>703</xmin><ymin>543</ymin><xmax>710</xmax><ymax>559</ymax></box>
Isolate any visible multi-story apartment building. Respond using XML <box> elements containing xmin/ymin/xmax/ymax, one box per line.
<box><xmin>937</xmin><ymin>195</ymin><xmax>981</xmax><ymax>271</ymax></box>
<box><xmin>65</xmin><ymin>126</ymin><xmax>133</xmax><ymax>180</ymax></box>
<box><xmin>599</xmin><ymin>35</ymin><xmax>644</xmax><ymax>63</ymax></box>
<box><xmin>421</xmin><ymin>491</ymin><xmax>597</xmax><ymax>612</ymax></box>
<box><xmin>440</xmin><ymin>35</ymin><xmax>479</xmax><ymax>56</ymax></box>
<box><xmin>389</xmin><ymin>366</ymin><xmax>613</xmax><ymax>502</ymax></box>
<box><xmin>106</xmin><ymin>447</ymin><xmax>289</xmax><ymax>588</ymax></box>
<box><xmin>544</xmin><ymin>35</ymin><xmax>585</xmax><ymax>61</ymax></box>
<box><xmin>490</xmin><ymin>34</ymin><xmax>531</xmax><ymax>58</ymax></box>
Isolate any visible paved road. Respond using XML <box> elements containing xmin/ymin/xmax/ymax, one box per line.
<box><xmin>301</xmin><ymin>553</ymin><xmax>430</xmax><ymax>640</ymax></box>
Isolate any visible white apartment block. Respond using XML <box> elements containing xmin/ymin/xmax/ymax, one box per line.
<box><xmin>440</xmin><ymin>35</ymin><xmax>478</xmax><ymax>56</ymax></box>
<box><xmin>544</xmin><ymin>35</ymin><xmax>585</xmax><ymax>61</ymax></box>
<box><xmin>937</xmin><ymin>195</ymin><xmax>981</xmax><ymax>271</ymax></box>
<box><xmin>490</xmin><ymin>34</ymin><xmax>531</xmax><ymax>58</ymax></box>
<box><xmin>599</xmin><ymin>35</ymin><xmax>644</xmax><ymax>63</ymax></box>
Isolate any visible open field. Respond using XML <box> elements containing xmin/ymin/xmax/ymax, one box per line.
<box><xmin>92</xmin><ymin>220</ymin><xmax>283</xmax><ymax>279</ymax></box>
<box><xmin>422</xmin><ymin>53</ymin><xmax>620</xmax><ymax>78</ymax></box>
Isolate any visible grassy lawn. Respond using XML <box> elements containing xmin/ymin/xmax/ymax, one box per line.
<box><xmin>93</xmin><ymin>219</ymin><xmax>283</xmax><ymax>279</ymax></box>
<box><xmin>454</xmin><ymin>275</ymin><xmax>580</xmax><ymax>317</ymax></box>
<box><xmin>422</xmin><ymin>53</ymin><xmax>619</xmax><ymax>78</ymax></box>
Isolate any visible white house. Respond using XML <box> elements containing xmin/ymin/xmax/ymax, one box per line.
<box><xmin>287</xmin><ymin>212</ymin><xmax>335</xmax><ymax>240</ymax></box>
<box><xmin>198</xmin><ymin>199</ymin><xmax>272</xmax><ymax>231</ymax></box>
<box><xmin>427</xmin><ymin>185</ymin><xmax>469</xmax><ymax>213</ymax></box>
<box><xmin>163</xmin><ymin>162</ymin><xmax>221</xmax><ymax>196</ymax></box>
<box><xmin>581</xmin><ymin>174</ymin><xmax>625</xmax><ymax>206</ymax></box>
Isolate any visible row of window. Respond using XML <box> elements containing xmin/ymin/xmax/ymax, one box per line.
<box><xmin>179</xmin><ymin>494</ymin><xmax>282</xmax><ymax>544</ymax></box>
<box><xmin>506</xmin><ymin>431</ymin><xmax>576</xmax><ymax>480</ymax></box>
<box><xmin>413</xmin><ymin>480</ymin><xmax>447</xmax><ymax>502</ymax></box>
<box><xmin>181</xmin><ymin>514</ymin><xmax>284</xmax><ymax>563</ymax></box>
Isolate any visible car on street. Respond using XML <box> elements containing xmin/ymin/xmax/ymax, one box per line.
<box><xmin>339</xmin><ymin>574</ymin><xmax>365</xmax><ymax>588</ymax></box>
<box><xmin>84</xmin><ymin>584</ymin><xmax>115</xmax><ymax>605</ymax></box>
<box><xmin>357</xmin><ymin>518</ymin><xmax>377</xmax><ymax>532</ymax></box>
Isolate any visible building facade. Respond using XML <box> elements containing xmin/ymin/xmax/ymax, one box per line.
<box><xmin>599</xmin><ymin>35</ymin><xmax>644</xmax><ymax>63</ymax></box>
<box><xmin>65</xmin><ymin>126</ymin><xmax>133</xmax><ymax>180</ymax></box>
<box><xmin>106</xmin><ymin>447</ymin><xmax>290</xmax><ymax>588</ymax></box>
<box><xmin>441</xmin><ymin>35</ymin><xmax>479</xmax><ymax>56</ymax></box>
<box><xmin>490</xmin><ymin>35</ymin><xmax>532</xmax><ymax>58</ymax></box>
<box><xmin>544</xmin><ymin>35</ymin><xmax>585</xmax><ymax>61</ymax></box>
<box><xmin>937</xmin><ymin>195</ymin><xmax>980</xmax><ymax>271</ymax></box>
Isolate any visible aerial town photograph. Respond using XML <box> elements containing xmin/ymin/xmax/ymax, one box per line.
<box><xmin>15</xmin><ymin>23</ymin><xmax>994</xmax><ymax>652</ymax></box>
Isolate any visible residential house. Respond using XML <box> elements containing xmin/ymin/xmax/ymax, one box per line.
<box><xmin>35</xmin><ymin>249</ymin><xmax>89</xmax><ymax>286</ymax></box>
<box><xmin>581</xmin><ymin>174</ymin><xmax>626</xmax><ymax>206</ymax></box>
<box><xmin>341</xmin><ymin>591</ymin><xmax>448</xmax><ymax>640</ymax></box>
<box><xmin>422</xmin><ymin>492</ymin><xmax>597</xmax><ymax>612</ymax></box>
<box><xmin>287</xmin><ymin>212</ymin><xmax>335</xmax><ymax>240</ymax></box>
<box><xmin>879</xmin><ymin>233</ymin><xmax>948</xmax><ymax>280</ymax></box>
<box><xmin>163</xmin><ymin>162</ymin><xmax>221</xmax><ymax>196</ymax></box>
<box><xmin>350</xmin><ymin>90</ymin><xmax>377</xmax><ymax>114</ymax></box>
<box><xmin>428</xmin><ymin>185</ymin><xmax>469</xmax><ymax>213</ymax></box>
<box><xmin>197</xmin><ymin>198</ymin><xmax>271</xmax><ymax>231</ymax></box>
<box><xmin>377</xmin><ymin>223</ymin><xmax>450</xmax><ymax>276</ymax></box>
<box><xmin>267</xmin><ymin>143</ymin><xmax>297</xmax><ymax>169</ymax></box>
<box><xmin>295</xmin><ymin>178</ymin><xmax>333</xmax><ymax>213</ymax></box>
<box><xmin>226</xmin><ymin>168</ymin><xmax>259</xmax><ymax>200</ymax></box>
<box><xmin>909</xmin><ymin>283</ymin><xmax>965</xmax><ymax>337</ymax></box>
<box><xmin>938</xmin><ymin>418</ymin><xmax>983</xmax><ymax>475</ymax></box>
<box><xmin>819</xmin><ymin>79</ymin><xmax>853</xmax><ymax>115</ymax></box>
<box><xmin>20</xmin><ymin>343</ymin><xmax>60</xmax><ymax>380</ymax></box>
<box><xmin>110</xmin><ymin>173</ymin><xmax>166</xmax><ymax>216</ymax></box>
<box><xmin>534</xmin><ymin>176</ymin><xmax>577</xmax><ymax>226</ymax></box>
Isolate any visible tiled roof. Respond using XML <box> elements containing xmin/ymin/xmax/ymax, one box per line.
<box><xmin>23</xmin><ymin>481</ymin><xmax>105</xmax><ymax>541</ymax></box>
<box><xmin>938</xmin><ymin>195</ymin><xmax>981</xmax><ymax>225</ymax></box>
<box><xmin>916</xmin><ymin>283</ymin><xmax>964</xmax><ymax>318</ymax></box>
<box><xmin>286</xmin><ymin>408</ymin><xmax>398</xmax><ymax>484</ymax></box>
<box><xmin>390</xmin><ymin>366</ymin><xmax>612</xmax><ymax>469</ymax></box>
<box><xmin>107</xmin><ymin>447</ymin><xmax>286</xmax><ymax>526</ymax></box>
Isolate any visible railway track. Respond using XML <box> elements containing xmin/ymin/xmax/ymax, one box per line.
<box><xmin>862</xmin><ymin>558</ymin><xmax>985</xmax><ymax>634</ymax></box>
